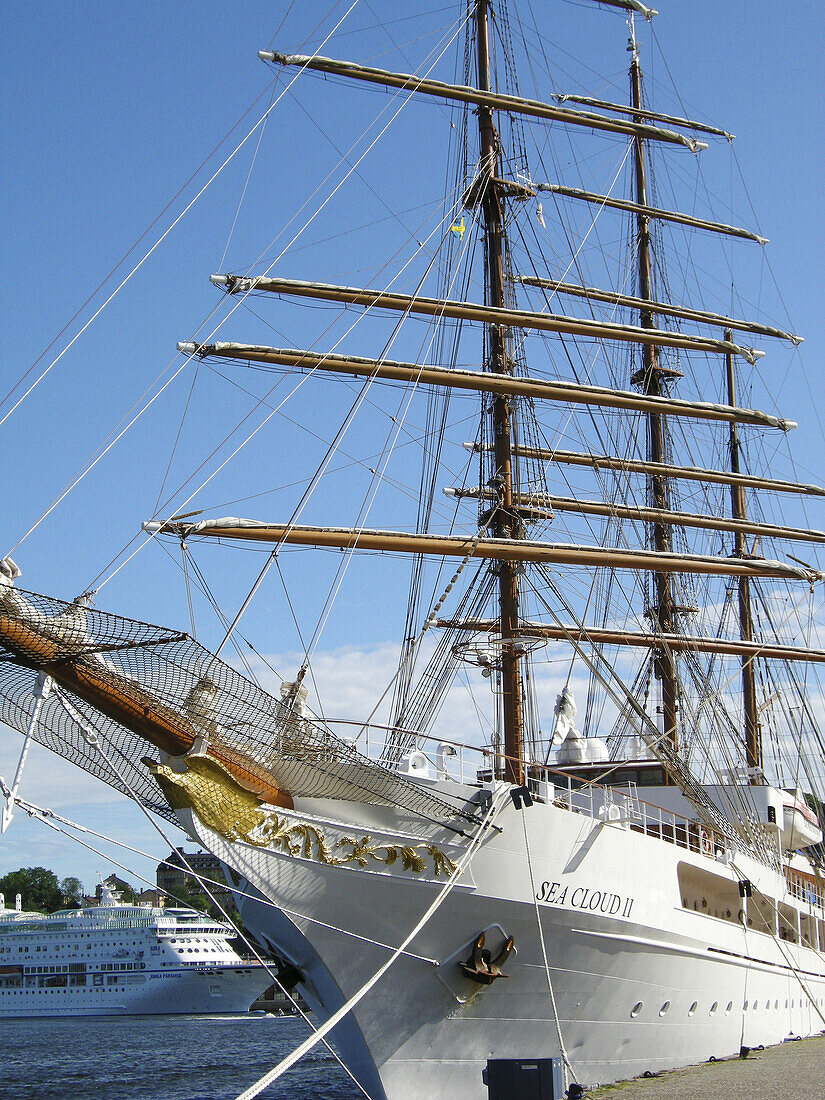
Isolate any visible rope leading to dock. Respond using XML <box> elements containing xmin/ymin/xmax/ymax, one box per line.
<box><xmin>232</xmin><ymin>784</ymin><xmax>511</xmax><ymax>1100</ymax></box>
<box><xmin>521</xmin><ymin>808</ymin><xmax>579</xmax><ymax>1089</ymax></box>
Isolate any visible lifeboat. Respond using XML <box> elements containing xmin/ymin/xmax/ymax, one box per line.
<box><xmin>780</xmin><ymin>791</ymin><xmax>823</xmax><ymax>850</ymax></box>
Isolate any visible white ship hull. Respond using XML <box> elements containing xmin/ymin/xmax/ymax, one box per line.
<box><xmin>183</xmin><ymin>791</ymin><xmax>825</xmax><ymax>1098</ymax></box>
<box><xmin>0</xmin><ymin>895</ymin><xmax>272</xmax><ymax>1021</ymax></box>
<box><xmin>0</xmin><ymin>963</ymin><xmax>266</xmax><ymax>1018</ymax></box>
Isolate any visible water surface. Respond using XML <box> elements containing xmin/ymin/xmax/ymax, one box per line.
<box><xmin>0</xmin><ymin>1014</ymin><xmax>362</xmax><ymax>1099</ymax></box>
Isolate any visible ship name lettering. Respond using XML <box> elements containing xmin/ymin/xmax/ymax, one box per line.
<box><xmin>537</xmin><ymin>880</ymin><xmax>560</xmax><ymax>902</ymax></box>
<box><xmin>536</xmin><ymin>880</ymin><xmax>633</xmax><ymax>918</ymax></box>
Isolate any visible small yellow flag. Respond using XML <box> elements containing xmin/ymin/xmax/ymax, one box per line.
<box><xmin>450</xmin><ymin>216</ymin><xmax>466</xmax><ymax>239</ymax></box>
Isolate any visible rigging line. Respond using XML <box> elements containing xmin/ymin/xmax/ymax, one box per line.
<box><xmin>0</xmin><ymin>781</ymin><xmax>440</xmax><ymax>967</ymax></box>
<box><xmin>44</xmin><ymin>693</ymin><xmax>373</xmax><ymax>1098</ymax></box>
<box><xmin>217</xmin><ymin>84</ymin><xmax>277</xmax><ymax>273</ymax></box>
<box><xmin>285</xmin><ymin>89</ymin><xmax>428</xmax><ymax>254</ymax></box>
<box><xmin>0</xmin><ymin>39</ymin><xmax>323</xmax><ymax>435</ymax></box>
<box><xmin>691</xmin><ymin>582</ymin><xmax>825</xmax><ymax>728</ymax></box>
<box><xmin>205</xmin><ymin>364</ymin><xmax>469</xmax><ymax>525</ymax></box>
<box><xmin>152</xmin><ymin>359</ymin><xmax>202</xmax><ymax>517</ymax></box>
<box><xmin>524</xmin><ymin>1</ymin><xmax>627</xmax><ymax>95</ymax></box>
<box><xmin>9</xmin><ymin>3</ymin><xmax>366</xmax><ymax>575</ymax></box>
<box><xmin>4</xmin><ymin>281</ymin><xmax>219</xmax><ymax>566</ymax></box>
<box><xmin>248</xmin><ymin>6</ymin><xmax>474</xmax><ymax>276</ymax></box>
<box><xmin>348</xmin><ymin>521</ymin><xmax>495</xmax><ymax>751</ymax></box>
<box><xmin>551</xmin><ymin>140</ymin><xmax>635</xmax><ymax>290</ymax></box>
<box><xmin>530</xmin><ymin>569</ymin><xmax>737</xmax><ymax>808</ymax></box>
<box><xmin>8</xmin><ymin>9</ymin><xmax>372</xmax><ymax>569</ymax></box>
<box><xmin>265</xmin><ymin>0</ymin><xmax>298</xmax><ymax>52</ymax></box>
<box><xmin>362</xmin><ymin>23</ymin><xmax>467</xmax><ymax>64</ymax></box>
<box><xmin>90</xmin><ymin>360</ymin><xmax>342</xmax><ymax>595</ymax></box>
<box><xmin>4</xmin><ymin>346</ymin><xmax>200</xmax><ymax>565</ymax></box>
<box><xmin>165</xmin><ymin>540</ymin><xmax>264</xmax><ymax>687</ymax></box>
<box><xmin>520</xmin><ymin>808</ymin><xmax>578</xmax><ymax>1087</ymax></box>
<box><xmin>332</xmin><ymin>6</ymin><xmax>458</xmax><ymax>43</ymax></box>
<box><xmin>218</xmin><ymin>203</ymin><xmax>477</xmax><ymax>479</ymax></box>
<box><xmin>789</xmin><ymin>585</ymin><xmax>816</xmax><ymax>834</ymax></box>
<box><xmin>510</xmin><ymin>185</ymin><xmax>652</xmax><ymax>551</ymax></box>
<box><xmin>95</xmin><ymin>152</ymin><xmax>470</xmax><ymax>596</ymax></box>
<box><xmin>272</xmin><ymin>556</ymin><xmax>330</xmax><ymax>727</ymax></box>
<box><xmin>210</xmin><ymin>343</ymin><xmax>411</xmax><ymax>660</ymax></box>
<box><xmin>181</xmin><ymin>540</ymin><xmax>197</xmax><ymax>640</ymax></box>
<box><xmin>524</xmin><ymin>150</ymin><xmax>652</xmax><ymax>485</ymax></box>
<box><xmin>213</xmin><ymin>188</ymin><xmax>477</xmax><ymax>662</ymax></box>
<box><xmin>0</xmin><ymin>76</ymin><xmax>284</xmax><ymax>421</ymax></box>
<box><xmin>293</xmin><ymin>212</ymin><xmax>480</xmax><ymax>673</ymax></box>
<box><xmin>232</xmin><ymin>783</ymin><xmax>511</xmax><ymax>1100</ymax></box>
<box><xmin>281</xmin><ymin>198</ymin><xmax>444</xmax><ymax>256</ymax></box>
<box><xmin>206</xmin><ymin>359</ymin><xmax>471</xmax><ymax>516</ymax></box>
<box><xmin>282</xmin><ymin>85</ymin><xmax>457</xmax><ymax>260</ymax></box>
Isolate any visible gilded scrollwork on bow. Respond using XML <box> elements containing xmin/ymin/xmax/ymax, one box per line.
<box><xmin>146</xmin><ymin>753</ymin><xmax>456</xmax><ymax>878</ymax></box>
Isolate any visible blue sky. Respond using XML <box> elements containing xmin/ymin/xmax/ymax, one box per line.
<box><xmin>2</xmin><ymin>0</ymin><xmax>824</xmax><ymax>893</ymax></box>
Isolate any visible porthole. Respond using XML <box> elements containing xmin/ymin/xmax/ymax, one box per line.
<box><xmin>725</xmin><ymin>1001</ymin><xmax>733</xmax><ymax>1015</ymax></box>
<box><xmin>688</xmin><ymin>1001</ymin><xmax>697</xmax><ymax>1017</ymax></box>
<box><xmin>765</xmin><ymin>1001</ymin><xmax>770</xmax><ymax>1011</ymax></box>
<box><xmin>709</xmin><ymin>1001</ymin><xmax>718</xmax><ymax>1016</ymax></box>
<box><xmin>785</xmin><ymin>999</ymin><xmax>789</xmax><ymax>1009</ymax></box>
<box><xmin>630</xmin><ymin>1002</ymin><xmax>643</xmax><ymax>1018</ymax></box>
<box><xmin>658</xmin><ymin>1001</ymin><xmax>671</xmax><ymax>1017</ymax></box>
<box><xmin>774</xmin><ymin>1000</ymin><xmax>779</xmax><ymax>1010</ymax></box>
<box><xmin>743</xmin><ymin>1000</ymin><xmax>749</xmax><ymax>1011</ymax></box>
<box><xmin>752</xmin><ymin>1000</ymin><xmax>758</xmax><ymax>1010</ymax></box>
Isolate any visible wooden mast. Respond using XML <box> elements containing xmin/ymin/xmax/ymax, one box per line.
<box><xmin>475</xmin><ymin>0</ymin><xmax>524</xmax><ymax>784</ymax></box>
<box><xmin>630</xmin><ymin>20</ymin><xmax>679</xmax><ymax>752</ymax></box>
<box><xmin>725</xmin><ymin>329</ymin><xmax>762</xmax><ymax>780</ymax></box>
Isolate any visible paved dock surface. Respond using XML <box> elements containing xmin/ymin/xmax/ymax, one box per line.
<box><xmin>589</xmin><ymin>1034</ymin><xmax>825</xmax><ymax>1099</ymax></box>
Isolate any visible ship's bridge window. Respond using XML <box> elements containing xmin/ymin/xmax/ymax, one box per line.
<box><xmin>559</xmin><ymin>766</ymin><xmax>666</xmax><ymax>788</ymax></box>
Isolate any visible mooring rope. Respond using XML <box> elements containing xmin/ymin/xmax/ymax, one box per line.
<box><xmin>232</xmin><ymin>783</ymin><xmax>510</xmax><ymax>1100</ymax></box>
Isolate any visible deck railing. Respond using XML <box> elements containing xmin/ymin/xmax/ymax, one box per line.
<box><xmin>326</xmin><ymin>718</ymin><xmax>821</xmax><ymax>914</ymax></box>
<box><xmin>327</xmin><ymin>719</ymin><xmax>726</xmax><ymax>861</ymax></box>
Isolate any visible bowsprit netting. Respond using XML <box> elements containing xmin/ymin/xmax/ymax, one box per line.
<box><xmin>0</xmin><ymin>586</ymin><xmax>477</xmax><ymax>825</ymax></box>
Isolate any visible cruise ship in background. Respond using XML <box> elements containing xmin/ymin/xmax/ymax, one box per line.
<box><xmin>0</xmin><ymin>883</ymin><xmax>270</xmax><ymax>1017</ymax></box>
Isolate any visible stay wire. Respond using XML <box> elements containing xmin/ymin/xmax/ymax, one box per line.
<box><xmin>49</xmin><ymin>691</ymin><xmax>373</xmax><ymax>1099</ymax></box>
<box><xmin>7</xmin><ymin>1</ymin><xmax>365</xmax><ymax>567</ymax></box>
<box><xmin>90</xmin><ymin>7</ymin><xmax>473</xmax><ymax>597</ymax></box>
<box><xmin>231</xmin><ymin>783</ymin><xmax>510</xmax><ymax>1100</ymax></box>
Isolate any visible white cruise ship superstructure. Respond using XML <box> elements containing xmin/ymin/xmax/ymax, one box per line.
<box><xmin>0</xmin><ymin>888</ymin><xmax>269</xmax><ymax>1017</ymax></box>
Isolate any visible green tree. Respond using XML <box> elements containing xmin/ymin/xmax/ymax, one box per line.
<box><xmin>60</xmin><ymin>876</ymin><xmax>84</xmax><ymax>907</ymax></box>
<box><xmin>118</xmin><ymin>882</ymin><xmax>138</xmax><ymax>904</ymax></box>
<box><xmin>0</xmin><ymin>867</ymin><xmax>62</xmax><ymax>913</ymax></box>
<box><xmin>184</xmin><ymin>890</ymin><xmax>211</xmax><ymax>914</ymax></box>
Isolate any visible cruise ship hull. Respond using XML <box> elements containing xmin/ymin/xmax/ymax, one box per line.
<box><xmin>0</xmin><ymin>964</ymin><xmax>266</xmax><ymax>1018</ymax></box>
<box><xmin>184</xmin><ymin>794</ymin><xmax>825</xmax><ymax>1098</ymax></box>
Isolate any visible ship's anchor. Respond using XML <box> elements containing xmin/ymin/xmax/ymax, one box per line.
<box><xmin>460</xmin><ymin>931</ymin><xmax>514</xmax><ymax>985</ymax></box>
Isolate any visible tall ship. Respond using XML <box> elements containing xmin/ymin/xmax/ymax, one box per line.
<box><xmin>2</xmin><ymin>0</ymin><xmax>825</xmax><ymax>1095</ymax></box>
<box><xmin>0</xmin><ymin>884</ymin><xmax>270</xmax><ymax>1017</ymax></box>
